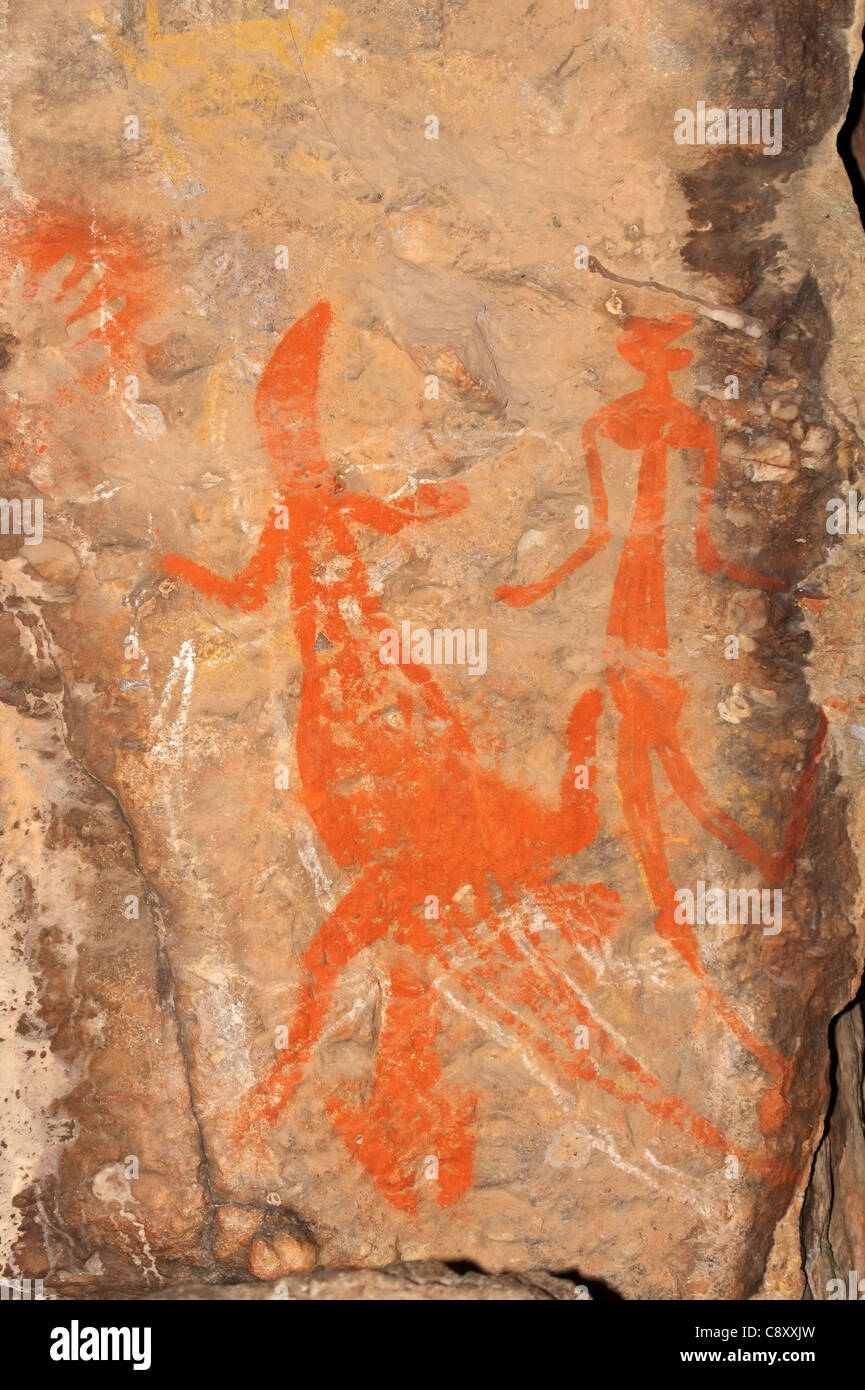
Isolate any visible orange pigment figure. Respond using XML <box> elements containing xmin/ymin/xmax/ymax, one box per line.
<box><xmin>496</xmin><ymin>314</ymin><xmax>828</xmax><ymax>1136</ymax></box>
<box><xmin>161</xmin><ymin>305</ymin><xmax>799</xmax><ymax>1211</ymax></box>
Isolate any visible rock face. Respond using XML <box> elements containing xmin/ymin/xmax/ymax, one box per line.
<box><xmin>2</xmin><ymin>0</ymin><xmax>865</xmax><ymax>1300</ymax></box>
<box><xmin>130</xmin><ymin>1261</ymin><xmax>583</xmax><ymax>1301</ymax></box>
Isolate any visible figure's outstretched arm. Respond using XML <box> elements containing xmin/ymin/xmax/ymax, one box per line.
<box><xmin>695</xmin><ymin>430</ymin><xmax>787</xmax><ymax>592</ymax></box>
<box><xmin>160</xmin><ymin>507</ymin><xmax>289</xmax><ymax>613</ymax></box>
<box><xmin>337</xmin><ymin>479</ymin><xmax>469</xmax><ymax>534</ymax></box>
<box><xmin>495</xmin><ymin>408</ymin><xmax>612</xmax><ymax>608</ymax></box>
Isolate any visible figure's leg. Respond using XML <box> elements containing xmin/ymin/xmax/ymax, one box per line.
<box><xmin>653</xmin><ymin>717</ymin><xmax>827</xmax><ymax>1130</ymax></box>
<box><xmin>778</xmin><ymin>709</ymin><xmax>828</xmax><ymax>866</ymax></box>
<box><xmin>327</xmin><ymin>954</ymin><xmax>475</xmax><ymax>1213</ymax></box>
<box><xmin>655</xmin><ymin>710</ymin><xmax>827</xmax><ymax>885</ymax></box>
<box><xmin>615</xmin><ymin>719</ymin><xmax>790</xmax><ymax>1104</ymax></box>
<box><xmin>616</xmin><ymin>725</ymin><xmax>706</xmax><ymax>975</ymax></box>
<box><xmin>236</xmin><ymin>867</ymin><xmax>393</xmax><ymax>1137</ymax></box>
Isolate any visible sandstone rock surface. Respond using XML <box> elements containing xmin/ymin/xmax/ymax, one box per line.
<box><xmin>2</xmin><ymin>0</ymin><xmax>865</xmax><ymax>1300</ymax></box>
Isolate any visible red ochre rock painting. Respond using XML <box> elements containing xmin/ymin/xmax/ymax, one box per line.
<box><xmin>496</xmin><ymin>314</ymin><xmax>828</xmax><ymax>1136</ymax></box>
<box><xmin>160</xmin><ymin>304</ymin><xmax>827</xmax><ymax>1214</ymax></box>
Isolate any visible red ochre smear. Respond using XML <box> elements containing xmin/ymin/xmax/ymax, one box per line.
<box><xmin>160</xmin><ymin>305</ymin><xmax>814</xmax><ymax>1211</ymax></box>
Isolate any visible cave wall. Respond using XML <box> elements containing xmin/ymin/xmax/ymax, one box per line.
<box><xmin>2</xmin><ymin>0</ymin><xmax>865</xmax><ymax>1299</ymax></box>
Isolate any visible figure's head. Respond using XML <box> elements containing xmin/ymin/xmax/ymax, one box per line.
<box><xmin>616</xmin><ymin>314</ymin><xmax>693</xmax><ymax>375</ymax></box>
<box><xmin>255</xmin><ymin>299</ymin><xmax>336</xmax><ymax>493</ymax></box>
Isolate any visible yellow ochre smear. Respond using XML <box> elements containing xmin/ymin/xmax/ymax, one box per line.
<box><xmin>89</xmin><ymin>0</ymin><xmax>345</xmax><ymax>184</ymax></box>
